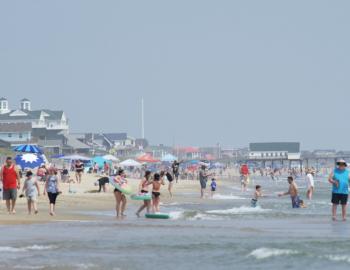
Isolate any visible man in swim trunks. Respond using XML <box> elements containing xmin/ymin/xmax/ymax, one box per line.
<box><xmin>278</xmin><ymin>176</ymin><xmax>302</xmax><ymax>208</ymax></box>
<box><xmin>328</xmin><ymin>159</ymin><xmax>350</xmax><ymax>221</ymax></box>
<box><xmin>0</xmin><ymin>157</ymin><xmax>21</xmax><ymax>214</ymax></box>
<box><xmin>172</xmin><ymin>160</ymin><xmax>181</xmax><ymax>183</ymax></box>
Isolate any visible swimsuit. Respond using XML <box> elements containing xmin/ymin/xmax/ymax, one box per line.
<box><xmin>251</xmin><ymin>199</ymin><xmax>258</xmax><ymax>208</ymax></box>
<box><xmin>152</xmin><ymin>192</ymin><xmax>160</xmax><ymax>198</ymax></box>
<box><xmin>291</xmin><ymin>195</ymin><xmax>301</xmax><ymax>208</ymax></box>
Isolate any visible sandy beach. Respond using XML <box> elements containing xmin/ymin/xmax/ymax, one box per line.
<box><xmin>0</xmin><ymin>172</ymin><xmax>230</xmax><ymax>225</ymax></box>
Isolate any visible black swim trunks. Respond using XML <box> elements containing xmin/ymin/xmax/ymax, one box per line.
<box><xmin>152</xmin><ymin>192</ymin><xmax>160</xmax><ymax>198</ymax></box>
<box><xmin>332</xmin><ymin>193</ymin><xmax>348</xmax><ymax>205</ymax></box>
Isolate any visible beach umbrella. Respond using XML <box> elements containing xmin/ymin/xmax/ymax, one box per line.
<box><xmin>13</xmin><ymin>144</ymin><xmax>43</xmax><ymax>154</ymax></box>
<box><xmin>119</xmin><ymin>159</ymin><xmax>142</xmax><ymax>167</ymax></box>
<box><xmin>15</xmin><ymin>153</ymin><xmax>45</xmax><ymax>170</ymax></box>
<box><xmin>103</xmin><ymin>154</ymin><xmax>119</xmax><ymax>162</ymax></box>
<box><xmin>137</xmin><ymin>154</ymin><xmax>160</xmax><ymax>163</ymax></box>
<box><xmin>161</xmin><ymin>154</ymin><xmax>178</xmax><ymax>162</ymax></box>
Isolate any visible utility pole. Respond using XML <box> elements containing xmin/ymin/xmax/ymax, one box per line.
<box><xmin>141</xmin><ymin>97</ymin><xmax>145</xmax><ymax>139</ymax></box>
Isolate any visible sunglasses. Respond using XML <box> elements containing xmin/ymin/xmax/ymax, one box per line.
<box><xmin>337</xmin><ymin>163</ymin><xmax>347</xmax><ymax>166</ymax></box>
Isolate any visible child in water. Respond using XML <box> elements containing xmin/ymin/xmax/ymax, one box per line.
<box><xmin>210</xmin><ymin>178</ymin><xmax>217</xmax><ymax>198</ymax></box>
<box><xmin>152</xmin><ymin>173</ymin><xmax>165</xmax><ymax>213</ymax></box>
<box><xmin>251</xmin><ymin>185</ymin><xmax>262</xmax><ymax>208</ymax></box>
<box><xmin>22</xmin><ymin>171</ymin><xmax>40</xmax><ymax>215</ymax></box>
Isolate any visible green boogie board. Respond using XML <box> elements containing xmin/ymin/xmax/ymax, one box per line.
<box><xmin>131</xmin><ymin>194</ymin><xmax>152</xmax><ymax>201</ymax></box>
<box><xmin>109</xmin><ymin>177</ymin><xmax>133</xmax><ymax>195</ymax></box>
<box><xmin>145</xmin><ymin>213</ymin><xmax>170</xmax><ymax>219</ymax></box>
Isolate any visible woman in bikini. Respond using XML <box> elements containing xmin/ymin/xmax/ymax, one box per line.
<box><xmin>113</xmin><ymin>169</ymin><xmax>127</xmax><ymax>218</ymax></box>
<box><xmin>152</xmin><ymin>173</ymin><xmax>165</xmax><ymax>213</ymax></box>
<box><xmin>136</xmin><ymin>170</ymin><xmax>152</xmax><ymax>217</ymax></box>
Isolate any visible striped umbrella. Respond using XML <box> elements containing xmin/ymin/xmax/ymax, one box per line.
<box><xmin>13</xmin><ymin>144</ymin><xmax>43</xmax><ymax>154</ymax></box>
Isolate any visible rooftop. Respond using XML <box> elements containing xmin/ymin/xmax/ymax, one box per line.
<box><xmin>249</xmin><ymin>142</ymin><xmax>300</xmax><ymax>153</ymax></box>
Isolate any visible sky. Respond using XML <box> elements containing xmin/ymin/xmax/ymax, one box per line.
<box><xmin>0</xmin><ymin>1</ymin><xmax>349</xmax><ymax>150</ymax></box>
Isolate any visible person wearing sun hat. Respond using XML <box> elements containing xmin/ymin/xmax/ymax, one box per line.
<box><xmin>328</xmin><ymin>159</ymin><xmax>350</xmax><ymax>221</ymax></box>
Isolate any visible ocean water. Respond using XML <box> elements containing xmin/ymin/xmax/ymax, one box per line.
<box><xmin>1</xmin><ymin>176</ymin><xmax>350</xmax><ymax>270</ymax></box>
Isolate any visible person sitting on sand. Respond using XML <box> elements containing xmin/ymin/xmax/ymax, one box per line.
<box><xmin>251</xmin><ymin>185</ymin><xmax>262</xmax><ymax>208</ymax></box>
<box><xmin>136</xmin><ymin>170</ymin><xmax>152</xmax><ymax>217</ymax></box>
<box><xmin>328</xmin><ymin>159</ymin><xmax>350</xmax><ymax>221</ymax></box>
<box><xmin>113</xmin><ymin>169</ymin><xmax>128</xmax><ymax>218</ymax></box>
<box><xmin>278</xmin><ymin>176</ymin><xmax>302</xmax><ymax>208</ymax></box>
<box><xmin>22</xmin><ymin>171</ymin><xmax>40</xmax><ymax>215</ymax></box>
<box><xmin>152</xmin><ymin>173</ymin><xmax>165</xmax><ymax>213</ymax></box>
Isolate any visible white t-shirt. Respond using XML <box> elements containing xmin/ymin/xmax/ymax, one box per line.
<box><xmin>306</xmin><ymin>173</ymin><xmax>314</xmax><ymax>188</ymax></box>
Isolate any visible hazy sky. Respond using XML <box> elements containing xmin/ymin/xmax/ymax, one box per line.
<box><xmin>1</xmin><ymin>1</ymin><xmax>349</xmax><ymax>150</ymax></box>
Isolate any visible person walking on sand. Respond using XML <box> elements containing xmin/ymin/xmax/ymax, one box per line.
<box><xmin>43</xmin><ymin>168</ymin><xmax>61</xmax><ymax>216</ymax></box>
<box><xmin>306</xmin><ymin>168</ymin><xmax>315</xmax><ymax>200</ymax></box>
<box><xmin>22</xmin><ymin>171</ymin><xmax>40</xmax><ymax>215</ymax></box>
<box><xmin>113</xmin><ymin>169</ymin><xmax>128</xmax><ymax>218</ymax></box>
<box><xmin>172</xmin><ymin>160</ymin><xmax>181</xmax><ymax>183</ymax></box>
<box><xmin>136</xmin><ymin>170</ymin><xmax>152</xmax><ymax>217</ymax></box>
<box><xmin>75</xmin><ymin>160</ymin><xmax>84</xmax><ymax>184</ymax></box>
<box><xmin>0</xmin><ymin>157</ymin><xmax>21</xmax><ymax>214</ymax></box>
<box><xmin>278</xmin><ymin>176</ymin><xmax>302</xmax><ymax>208</ymax></box>
<box><xmin>328</xmin><ymin>159</ymin><xmax>350</xmax><ymax>221</ymax></box>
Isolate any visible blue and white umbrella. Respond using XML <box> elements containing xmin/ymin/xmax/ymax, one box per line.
<box><xmin>15</xmin><ymin>153</ymin><xmax>45</xmax><ymax>170</ymax></box>
<box><xmin>14</xmin><ymin>144</ymin><xmax>43</xmax><ymax>154</ymax></box>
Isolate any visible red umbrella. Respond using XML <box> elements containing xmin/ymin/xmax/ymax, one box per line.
<box><xmin>137</xmin><ymin>154</ymin><xmax>160</xmax><ymax>163</ymax></box>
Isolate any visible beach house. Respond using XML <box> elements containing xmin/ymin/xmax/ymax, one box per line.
<box><xmin>0</xmin><ymin>98</ymin><xmax>75</xmax><ymax>153</ymax></box>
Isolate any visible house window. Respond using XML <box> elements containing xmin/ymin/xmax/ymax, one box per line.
<box><xmin>19</xmin><ymin>133</ymin><xmax>23</xmax><ymax>139</ymax></box>
<box><xmin>8</xmin><ymin>133</ymin><xmax>12</xmax><ymax>138</ymax></box>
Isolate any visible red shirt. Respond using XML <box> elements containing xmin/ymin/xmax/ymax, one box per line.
<box><xmin>2</xmin><ymin>165</ymin><xmax>18</xmax><ymax>189</ymax></box>
<box><xmin>240</xmin><ymin>165</ymin><xmax>249</xmax><ymax>176</ymax></box>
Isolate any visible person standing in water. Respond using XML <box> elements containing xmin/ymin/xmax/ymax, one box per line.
<box><xmin>251</xmin><ymin>185</ymin><xmax>263</xmax><ymax>208</ymax></box>
<box><xmin>113</xmin><ymin>169</ymin><xmax>128</xmax><ymax>218</ymax></box>
<box><xmin>152</xmin><ymin>173</ymin><xmax>165</xmax><ymax>213</ymax></box>
<box><xmin>199</xmin><ymin>165</ymin><xmax>211</xmax><ymax>199</ymax></box>
<box><xmin>278</xmin><ymin>176</ymin><xmax>302</xmax><ymax>208</ymax></box>
<box><xmin>305</xmin><ymin>168</ymin><xmax>315</xmax><ymax>200</ymax></box>
<box><xmin>0</xmin><ymin>157</ymin><xmax>21</xmax><ymax>214</ymax></box>
<box><xmin>328</xmin><ymin>159</ymin><xmax>350</xmax><ymax>221</ymax></box>
<box><xmin>240</xmin><ymin>164</ymin><xmax>250</xmax><ymax>192</ymax></box>
<box><xmin>136</xmin><ymin>170</ymin><xmax>152</xmax><ymax>217</ymax></box>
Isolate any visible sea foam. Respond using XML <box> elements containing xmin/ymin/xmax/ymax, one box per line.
<box><xmin>249</xmin><ymin>247</ymin><xmax>299</xmax><ymax>259</ymax></box>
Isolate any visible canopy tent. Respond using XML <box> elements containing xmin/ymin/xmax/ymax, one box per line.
<box><xmin>15</xmin><ymin>153</ymin><xmax>45</xmax><ymax>170</ymax></box>
<box><xmin>161</xmin><ymin>154</ymin><xmax>178</xmax><ymax>162</ymax></box>
<box><xmin>58</xmin><ymin>154</ymin><xmax>92</xmax><ymax>161</ymax></box>
<box><xmin>92</xmin><ymin>156</ymin><xmax>112</xmax><ymax>168</ymax></box>
<box><xmin>102</xmin><ymin>154</ymin><xmax>119</xmax><ymax>162</ymax></box>
<box><xmin>50</xmin><ymin>154</ymin><xmax>65</xmax><ymax>159</ymax></box>
<box><xmin>137</xmin><ymin>154</ymin><xmax>160</xmax><ymax>163</ymax></box>
<box><xmin>13</xmin><ymin>144</ymin><xmax>43</xmax><ymax>154</ymax></box>
<box><xmin>119</xmin><ymin>159</ymin><xmax>142</xmax><ymax>167</ymax></box>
